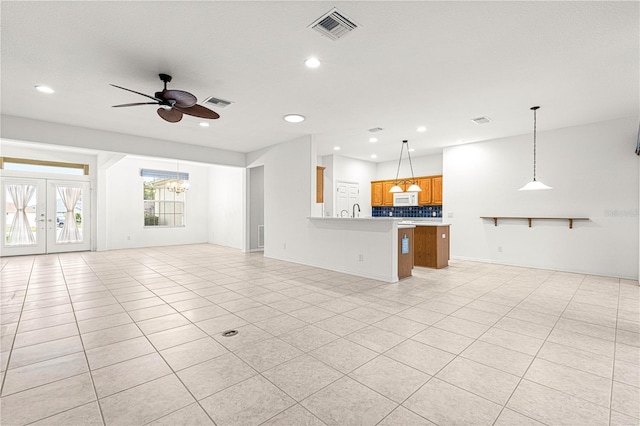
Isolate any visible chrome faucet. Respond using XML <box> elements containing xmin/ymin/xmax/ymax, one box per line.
<box><xmin>352</xmin><ymin>203</ymin><xmax>361</xmax><ymax>218</ymax></box>
<box><xmin>340</xmin><ymin>209</ymin><xmax>349</xmax><ymax>217</ymax></box>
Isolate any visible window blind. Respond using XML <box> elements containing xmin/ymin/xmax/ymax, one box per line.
<box><xmin>140</xmin><ymin>169</ymin><xmax>189</xmax><ymax>180</ymax></box>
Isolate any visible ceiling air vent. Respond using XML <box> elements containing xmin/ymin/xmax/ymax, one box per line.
<box><xmin>309</xmin><ymin>8</ymin><xmax>359</xmax><ymax>41</ymax></box>
<box><xmin>368</xmin><ymin>127</ymin><xmax>384</xmax><ymax>132</ymax></box>
<box><xmin>203</xmin><ymin>96</ymin><xmax>233</xmax><ymax>109</ymax></box>
<box><xmin>471</xmin><ymin>116</ymin><xmax>492</xmax><ymax>125</ymax></box>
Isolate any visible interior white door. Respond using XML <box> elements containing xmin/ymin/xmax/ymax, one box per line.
<box><xmin>47</xmin><ymin>180</ymin><xmax>91</xmax><ymax>253</ymax></box>
<box><xmin>336</xmin><ymin>182</ymin><xmax>349</xmax><ymax>217</ymax></box>
<box><xmin>1</xmin><ymin>178</ymin><xmax>47</xmax><ymax>256</ymax></box>
<box><xmin>336</xmin><ymin>181</ymin><xmax>359</xmax><ymax>217</ymax></box>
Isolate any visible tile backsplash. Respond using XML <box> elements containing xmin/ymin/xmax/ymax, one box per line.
<box><xmin>372</xmin><ymin>205</ymin><xmax>442</xmax><ymax>218</ymax></box>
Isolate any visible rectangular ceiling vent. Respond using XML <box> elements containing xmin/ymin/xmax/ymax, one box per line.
<box><xmin>309</xmin><ymin>8</ymin><xmax>359</xmax><ymax>41</ymax></box>
<box><xmin>471</xmin><ymin>116</ymin><xmax>492</xmax><ymax>125</ymax></box>
<box><xmin>368</xmin><ymin>127</ymin><xmax>384</xmax><ymax>133</ymax></box>
<box><xmin>203</xmin><ymin>96</ymin><xmax>233</xmax><ymax>109</ymax></box>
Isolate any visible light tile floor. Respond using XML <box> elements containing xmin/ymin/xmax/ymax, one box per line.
<box><xmin>0</xmin><ymin>244</ymin><xmax>639</xmax><ymax>425</ymax></box>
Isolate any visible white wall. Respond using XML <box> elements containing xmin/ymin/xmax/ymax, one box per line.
<box><xmin>333</xmin><ymin>155</ymin><xmax>377</xmax><ymax>217</ymax></box>
<box><xmin>321</xmin><ymin>155</ymin><xmax>333</xmax><ymax>217</ymax></box>
<box><xmin>321</xmin><ymin>155</ymin><xmax>377</xmax><ymax>217</ymax></box>
<box><xmin>1</xmin><ymin>115</ymin><xmax>245</xmax><ymax>167</ymax></box>
<box><xmin>208</xmin><ymin>165</ymin><xmax>244</xmax><ymax>250</ymax></box>
<box><xmin>444</xmin><ymin>117</ymin><xmax>639</xmax><ymax>279</ymax></box>
<box><xmin>247</xmin><ymin>137</ymin><xmax>399</xmax><ymax>281</ymax></box>
<box><xmin>248</xmin><ymin>166</ymin><xmax>264</xmax><ymax>251</ymax></box>
<box><xmin>376</xmin><ymin>153</ymin><xmax>443</xmax><ymax>180</ymax></box>
<box><xmin>104</xmin><ymin>156</ymin><xmax>210</xmax><ymax>250</ymax></box>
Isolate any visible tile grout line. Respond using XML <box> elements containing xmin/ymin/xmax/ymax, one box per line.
<box><xmin>490</xmin><ymin>273</ymin><xmax>588</xmax><ymax>425</ymax></box>
<box><xmin>0</xmin><ymin>256</ymin><xmax>35</xmax><ymax>396</ymax></box>
<box><xmin>608</xmin><ymin>278</ymin><xmax>621</xmax><ymax>426</ymax></box>
<box><xmin>81</xmin><ymin>255</ymin><xmax>222</xmax><ymax>426</ymax></box>
<box><xmin>373</xmin><ymin>268</ymin><xmax>555</xmax><ymax>426</ymax></box>
<box><xmin>58</xmin><ymin>256</ymin><xmax>108</xmax><ymax>426</ymax></box>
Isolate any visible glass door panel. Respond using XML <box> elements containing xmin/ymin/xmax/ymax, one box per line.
<box><xmin>1</xmin><ymin>178</ymin><xmax>46</xmax><ymax>256</ymax></box>
<box><xmin>47</xmin><ymin>180</ymin><xmax>91</xmax><ymax>253</ymax></box>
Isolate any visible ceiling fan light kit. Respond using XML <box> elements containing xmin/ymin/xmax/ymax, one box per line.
<box><xmin>111</xmin><ymin>74</ymin><xmax>220</xmax><ymax>123</ymax></box>
<box><xmin>519</xmin><ymin>106</ymin><xmax>552</xmax><ymax>191</ymax></box>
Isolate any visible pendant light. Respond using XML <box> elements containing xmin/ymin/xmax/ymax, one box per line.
<box><xmin>166</xmin><ymin>160</ymin><xmax>190</xmax><ymax>193</ymax></box>
<box><xmin>390</xmin><ymin>140</ymin><xmax>422</xmax><ymax>193</ymax></box>
<box><xmin>519</xmin><ymin>106</ymin><xmax>552</xmax><ymax>191</ymax></box>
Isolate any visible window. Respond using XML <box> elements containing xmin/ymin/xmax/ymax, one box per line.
<box><xmin>141</xmin><ymin>169</ymin><xmax>188</xmax><ymax>227</ymax></box>
<box><xmin>1</xmin><ymin>157</ymin><xmax>88</xmax><ymax>175</ymax></box>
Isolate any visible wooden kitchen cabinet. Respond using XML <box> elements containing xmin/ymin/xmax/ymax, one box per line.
<box><xmin>432</xmin><ymin>176</ymin><xmax>443</xmax><ymax>205</ymax></box>
<box><xmin>371</xmin><ymin>175</ymin><xmax>443</xmax><ymax>206</ymax></box>
<box><xmin>382</xmin><ymin>181</ymin><xmax>395</xmax><ymax>205</ymax></box>
<box><xmin>316</xmin><ymin>166</ymin><xmax>325</xmax><ymax>203</ymax></box>
<box><xmin>371</xmin><ymin>181</ymin><xmax>383</xmax><ymax>206</ymax></box>
<box><xmin>413</xmin><ymin>225</ymin><xmax>450</xmax><ymax>269</ymax></box>
<box><xmin>417</xmin><ymin>177</ymin><xmax>432</xmax><ymax>205</ymax></box>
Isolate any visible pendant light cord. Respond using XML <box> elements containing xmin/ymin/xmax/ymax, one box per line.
<box><xmin>531</xmin><ymin>106</ymin><xmax>539</xmax><ymax>182</ymax></box>
<box><xmin>394</xmin><ymin>141</ymin><xmax>405</xmax><ymax>184</ymax></box>
<box><xmin>406</xmin><ymin>140</ymin><xmax>417</xmax><ymax>182</ymax></box>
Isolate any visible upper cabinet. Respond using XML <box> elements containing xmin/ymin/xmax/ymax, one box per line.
<box><xmin>371</xmin><ymin>181</ymin><xmax>383</xmax><ymax>206</ymax></box>
<box><xmin>316</xmin><ymin>166</ymin><xmax>325</xmax><ymax>203</ymax></box>
<box><xmin>432</xmin><ymin>176</ymin><xmax>443</xmax><ymax>205</ymax></box>
<box><xmin>371</xmin><ymin>175</ymin><xmax>443</xmax><ymax>206</ymax></box>
<box><xmin>382</xmin><ymin>181</ymin><xmax>396</xmax><ymax>205</ymax></box>
<box><xmin>417</xmin><ymin>177</ymin><xmax>432</xmax><ymax>205</ymax></box>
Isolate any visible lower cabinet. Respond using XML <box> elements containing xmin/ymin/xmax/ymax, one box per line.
<box><xmin>398</xmin><ymin>227</ymin><xmax>414</xmax><ymax>279</ymax></box>
<box><xmin>413</xmin><ymin>225</ymin><xmax>450</xmax><ymax>269</ymax></box>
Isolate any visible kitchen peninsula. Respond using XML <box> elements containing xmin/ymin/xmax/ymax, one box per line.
<box><xmin>306</xmin><ymin>217</ymin><xmax>450</xmax><ymax>283</ymax></box>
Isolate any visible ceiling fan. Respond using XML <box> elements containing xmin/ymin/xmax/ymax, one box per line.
<box><xmin>111</xmin><ymin>74</ymin><xmax>220</xmax><ymax>123</ymax></box>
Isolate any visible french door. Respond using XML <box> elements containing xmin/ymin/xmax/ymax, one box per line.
<box><xmin>1</xmin><ymin>177</ymin><xmax>91</xmax><ymax>256</ymax></box>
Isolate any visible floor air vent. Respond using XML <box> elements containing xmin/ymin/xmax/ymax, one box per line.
<box><xmin>309</xmin><ymin>8</ymin><xmax>358</xmax><ymax>41</ymax></box>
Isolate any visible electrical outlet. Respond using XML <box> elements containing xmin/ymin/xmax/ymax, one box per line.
<box><xmin>358</xmin><ymin>254</ymin><xmax>364</xmax><ymax>261</ymax></box>
<box><xmin>498</xmin><ymin>246</ymin><xmax>503</xmax><ymax>252</ymax></box>
<box><xmin>127</xmin><ymin>236</ymin><xmax>131</xmax><ymax>240</ymax></box>
<box><xmin>283</xmin><ymin>242</ymin><xmax>286</xmax><ymax>249</ymax></box>
<box><xmin>448</xmin><ymin>212</ymin><xmax>454</xmax><ymax>218</ymax></box>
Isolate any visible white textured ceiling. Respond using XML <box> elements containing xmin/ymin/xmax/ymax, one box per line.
<box><xmin>1</xmin><ymin>1</ymin><xmax>638</xmax><ymax>163</ymax></box>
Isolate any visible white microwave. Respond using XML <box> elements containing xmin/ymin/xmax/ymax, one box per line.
<box><xmin>393</xmin><ymin>192</ymin><xmax>419</xmax><ymax>206</ymax></box>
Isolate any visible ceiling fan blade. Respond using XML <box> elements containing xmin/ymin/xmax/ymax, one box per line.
<box><xmin>157</xmin><ymin>108</ymin><xmax>183</xmax><ymax>123</ymax></box>
<box><xmin>112</xmin><ymin>102</ymin><xmax>159</xmax><ymax>108</ymax></box>
<box><xmin>175</xmin><ymin>104</ymin><xmax>220</xmax><ymax>119</ymax></box>
<box><xmin>161</xmin><ymin>89</ymin><xmax>197</xmax><ymax>108</ymax></box>
<box><xmin>110</xmin><ymin>84</ymin><xmax>161</xmax><ymax>102</ymax></box>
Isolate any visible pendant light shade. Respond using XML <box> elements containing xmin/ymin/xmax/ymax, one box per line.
<box><xmin>390</xmin><ymin>140</ymin><xmax>422</xmax><ymax>193</ymax></box>
<box><xmin>519</xmin><ymin>106</ymin><xmax>552</xmax><ymax>191</ymax></box>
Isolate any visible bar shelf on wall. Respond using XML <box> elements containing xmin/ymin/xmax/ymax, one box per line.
<box><xmin>480</xmin><ymin>217</ymin><xmax>590</xmax><ymax>229</ymax></box>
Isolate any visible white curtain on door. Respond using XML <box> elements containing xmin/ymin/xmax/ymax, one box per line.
<box><xmin>7</xmin><ymin>184</ymin><xmax>37</xmax><ymax>246</ymax></box>
<box><xmin>57</xmin><ymin>186</ymin><xmax>82</xmax><ymax>243</ymax></box>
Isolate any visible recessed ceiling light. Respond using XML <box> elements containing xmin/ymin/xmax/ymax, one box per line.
<box><xmin>416</xmin><ymin>126</ymin><xmax>427</xmax><ymax>132</ymax></box>
<box><xmin>284</xmin><ymin>114</ymin><xmax>305</xmax><ymax>123</ymax></box>
<box><xmin>370</xmin><ymin>154</ymin><xmax>377</xmax><ymax>159</ymax></box>
<box><xmin>35</xmin><ymin>85</ymin><xmax>54</xmax><ymax>94</ymax></box>
<box><xmin>305</xmin><ymin>57</ymin><xmax>321</xmax><ymax>68</ymax></box>
<box><xmin>369</xmin><ymin>138</ymin><xmax>378</xmax><ymax>143</ymax></box>
<box><xmin>333</xmin><ymin>146</ymin><xmax>341</xmax><ymax>151</ymax></box>
<box><xmin>199</xmin><ymin>122</ymin><xmax>210</xmax><ymax>128</ymax></box>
